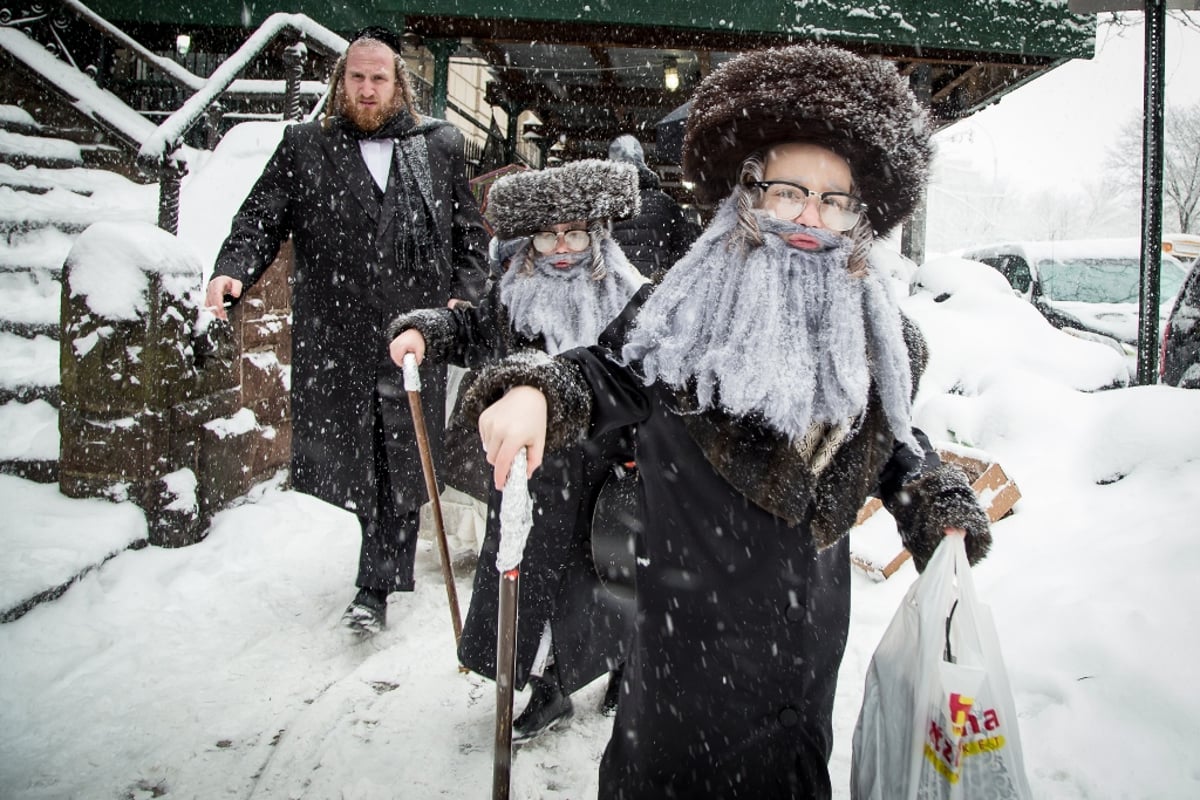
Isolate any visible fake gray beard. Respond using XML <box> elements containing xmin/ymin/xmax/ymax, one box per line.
<box><xmin>623</xmin><ymin>197</ymin><xmax>919</xmax><ymax>452</ymax></box>
<box><xmin>498</xmin><ymin>236</ymin><xmax>647</xmax><ymax>355</ymax></box>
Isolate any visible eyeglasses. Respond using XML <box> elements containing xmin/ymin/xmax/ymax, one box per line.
<box><xmin>747</xmin><ymin>181</ymin><xmax>868</xmax><ymax>232</ymax></box>
<box><xmin>531</xmin><ymin>229</ymin><xmax>591</xmax><ymax>254</ymax></box>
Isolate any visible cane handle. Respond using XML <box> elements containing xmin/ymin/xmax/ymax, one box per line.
<box><xmin>403</xmin><ymin>353</ymin><xmax>421</xmax><ymax>392</ymax></box>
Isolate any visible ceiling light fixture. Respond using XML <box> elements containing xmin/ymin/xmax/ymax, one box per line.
<box><xmin>663</xmin><ymin>56</ymin><xmax>680</xmax><ymax>92</ymax></box>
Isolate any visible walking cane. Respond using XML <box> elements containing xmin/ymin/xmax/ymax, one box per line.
<box><xmin>402</xmin><ymin>354</ymin><xmax>463</xmax><ymax>649</ymax></box>
<box><xmin>493</xmin><ymin>447</ymin><xmax>533</xmax><ymax>800</ymax></box>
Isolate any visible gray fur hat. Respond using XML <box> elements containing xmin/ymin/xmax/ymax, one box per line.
<box><xmin>486</xmin><ymin>159</ymin><xmax>641</xmax><ymax>239</ymax></box>
<box><xmin>682</xmin><ymin>43</ymin><xmax>933</xmax><ymax>236</ymax></box>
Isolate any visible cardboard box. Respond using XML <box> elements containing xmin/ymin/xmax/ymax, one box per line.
<box><xmin>849</xmin><ymin>449</ymin><xmax>1020</xmax><ymax>580</ymax></box>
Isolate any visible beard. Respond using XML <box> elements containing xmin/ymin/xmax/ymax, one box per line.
<box><xmin>623</xmin><ymin>197</ymin><xmax>918</xmax><ymax>452</ymax></box>
<box><xmin>499</xmin><ymin>236</ymin><xmax>647</xmax><ymax>355</ymax></box>
<box><xmin>341</xmin><ymin>92</ymin><xmax>402</xmax><ymax>133</ymax></box>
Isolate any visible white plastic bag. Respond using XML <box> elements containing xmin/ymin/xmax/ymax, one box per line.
<box><xmin>850</xmin><ymin>535</ymin><xmax>1033</xmax><ymax>800</ymax></box>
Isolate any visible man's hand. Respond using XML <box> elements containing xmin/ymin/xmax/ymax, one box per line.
<box><xmin>205</xmin><ymin>276</ymin><xmax>244</xmax><ymax>321</ymax></box>
<box><xmin>389</xmin><ymin>329</ymin><xmax>426</xmax><ymax>367</ymax></box>
<box><xmin>478</xmin><ymin>386</ymin><xmax>547</xmax><ymax>490</ymax></box>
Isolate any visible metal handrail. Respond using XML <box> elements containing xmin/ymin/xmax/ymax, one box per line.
<box><xmin>138</xmin><ymin>13</ymin><xmax>347</xmax><ymax>170</ymax></box>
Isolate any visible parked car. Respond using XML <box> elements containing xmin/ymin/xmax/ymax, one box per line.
<box><xmin>1162</xmin><ymin>233</ymin><xmax>1200</xmax><ymax>264</ymax></box>
<box><xmin>956</xmin><ymin>239</ymin><xmax>1188</xmax><ymax>353</ymax></box>
<box><xmin>1160</xmin><ymin>255</ymin><xmax>1200</xmax><ymax>388</ymax></box>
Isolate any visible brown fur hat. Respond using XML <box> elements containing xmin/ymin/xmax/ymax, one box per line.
<box><xmin>682</xmin><ymin>43</ymin><xmax>933</xmax><ymax>236</ymax></box>
<box><xmin>486</xmin><ymin>159</ymin><xmax>640</xmax><ymax>239</ymax></box>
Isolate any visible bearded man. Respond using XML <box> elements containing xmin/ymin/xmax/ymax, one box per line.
<box><xmin>462</xmin><ymin>44</ymin><xmax>994</xmax><ymax>799</ymax></box>
<box><xmin>387</xmin><ymin>158</ymin><xmax>648</xmax><ymax>741</ymax></box>
<box><xmin>206</xmin><ymin>27</ymin><xmax>489</xmax><ymax>636</ymax></box>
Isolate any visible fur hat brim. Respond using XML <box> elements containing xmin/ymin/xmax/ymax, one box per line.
<box><xmin>682</xmin><ymin>44</ymin><xmax>933</xmax><ymax>237</ymax></box>
<box><xmin>486</xmin><ymin>159</ymin><xmax>641</xmax><ymax>239</ymax></box>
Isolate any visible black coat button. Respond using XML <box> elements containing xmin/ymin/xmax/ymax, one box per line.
<box><xmin>778</xmin><ymin>707</ymin><xmax>799</xmax><ymax>727</ymax></box>
<box><xmin>785</xmin><ymin>603</ymin><xmax>805</xmax><ymax>622</ymax></box>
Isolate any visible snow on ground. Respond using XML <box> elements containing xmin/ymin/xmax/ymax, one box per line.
<box><xmin>0</xmin><ymin>474</ymin><xmax>145</xmax><ymax>614</ymax></box>
<box><xmin>2</xmin><ymin>251</ymin><xmax>1200</xmax><ymax>799</ymax></box>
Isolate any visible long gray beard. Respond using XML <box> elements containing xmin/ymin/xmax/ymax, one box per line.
<box><xmin>499</xmin><ymin>236</ymin><xmax>647</xmax><ymax>355</ymax></box>
<box><xmin>623</xmin><ymin>197</ymin><xmax>919</xmax><ymax>452</ymax></box>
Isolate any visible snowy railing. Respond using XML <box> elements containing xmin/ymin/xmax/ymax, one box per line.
<box><xmin>136</xmin><ymin>14</ymin><xmax>347</xmax><ymax>168</ymax></box>
<box><xmin>0</xmin><ymin>1</ymin><xmax>348</xmax><ymax>231</ymax></box>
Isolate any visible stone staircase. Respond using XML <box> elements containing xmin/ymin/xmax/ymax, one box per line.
<box><xmin>0</xmin><ymin>103</ymin><xmax>156</xmax><ymax>483</ymax></box>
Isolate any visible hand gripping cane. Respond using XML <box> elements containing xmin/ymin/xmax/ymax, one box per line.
<box><xmin>402</xmin><ymin>354</ymin><xmax>463</xmax><ymax>650</ymax></box>
<box><xmin>493</xmin><ymin>448</ymin><xmax>533</xmax><ymax>800</ymax></box>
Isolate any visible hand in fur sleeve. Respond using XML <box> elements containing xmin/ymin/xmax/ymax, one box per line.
<box><xmin>457</xmin><ymin>350</ymin><xmax>594</xmax><ymax>455</ymax></box>
<box><xmin>887</xmin><ymin>463</ymin><xmax>993</xmax><ymax>572</ymax></box>
<box><xmin>384</xmin><ymin>308</ymin><xmax>457</xmax><ymax>364</ymax></box>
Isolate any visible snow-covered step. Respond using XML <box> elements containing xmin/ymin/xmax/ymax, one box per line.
<box><xmin>0</xmin><ymin>180</ymin><xmax>156</xmax><ymax>236</ymax></box>
<box><xmin>0</xmin><ymin>473</ymin><xmax>145</xmax><ymax>622</ymax></box>
<box><xmin>0</xmin><ymin>269</ymin><xmax>60</xmax><ymax>339</ymax></box>
<box><xmin>0</xmin><ymin>331</ymin><xmax>60</xmax><ymax>405</ymax></box>
<box><xmin>0</xmin><ymin>128</ymin><xmax>84</xmax><ymax>169</ymax></box>
<box><xmin>0</xmin><ymin>167</ymin><xmax>92</xmax><ymax>196</ymax></box>
<box><xmin>0</xmin><ymin>104</ymin><xmax>42</xmax><ymax>136</ymax></box>
<box><xmin>0</xmin><ymin>162</ymin><xmax>150</xmax><ymax>198</ymax></box>
<box><xmin>0</xmin><ymin>227</ymin><xmax>75</xmax><ymax>275</ymax></box>
<box><xmin>0</xmin><ymin>398</ymin><xmax>59</xmax><ymax>483</ymax></box>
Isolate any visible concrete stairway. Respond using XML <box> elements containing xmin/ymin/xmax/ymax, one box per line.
<box><xmin>0</xmin><ymin>103</ymin><xmax>156</xmax><ymax>483</ymax></box>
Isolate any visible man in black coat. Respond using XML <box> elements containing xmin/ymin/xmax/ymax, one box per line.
<box><xmin>205</xmin><ymin>28</ymin><xmax>489</xmax><ymax>636</ymax></box>
<box><xmin>607</xmin><ymin>134</ymin><xmax>700</xmax><ymax>282</ymax></box>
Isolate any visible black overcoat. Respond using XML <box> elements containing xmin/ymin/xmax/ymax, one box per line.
<box><xmin>610</xmin><ymin>167</ymin><xmax>700</xmax><ymax>280</ymax></box>
<box><xmin>213</xmin><ymin>117</ymin><xmax>489</xmax><ymax>519</ymax></box>
<box><xmin>390</xmin><ymin>283</ymin><xmax>650</xmax><ymax>693</ymax></box>
<box><xmin>459</xmin><ymin>320</ymin><xmax>993</xmax><ymax>799</ymax></box>
<box><xmin>567</xmin><ymin>349</ymin><xmax>989</xmax><ymax>799</ymax></box>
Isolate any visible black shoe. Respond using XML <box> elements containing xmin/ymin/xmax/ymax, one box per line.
<box><xmin>599</xmin><ymin>667</ymin><xmax>623</xmax><ymax>717</ymax></box>
<box><xmin>341</xmin><ymin>588</ymin><xmax>387</xmax><ymax>636</ymax></box>
<box><xmin>513</xmin><ymin>672</ymin><xmax>573</xmax><ymax>743</ymax></box>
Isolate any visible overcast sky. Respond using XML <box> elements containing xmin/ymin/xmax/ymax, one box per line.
<box><xmin>935</xmin><ymin>12</ymin><xmax>1200</xmax><ymax>192</ymax></box>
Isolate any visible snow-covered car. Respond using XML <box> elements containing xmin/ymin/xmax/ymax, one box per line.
<box><xmin>1160</xmin><ymin>256</ymin><xmax>1200</xmax><ymax>388</ymax></box>
<box><xmin>956</xmin><ymin>239</ymin><xmax>1188</xmax><ymax>354</ymax></box>
<box><xmin>1162</xmin><ymin>233</ymin><xmax>1200</xmax><ymax>264</ymax></box>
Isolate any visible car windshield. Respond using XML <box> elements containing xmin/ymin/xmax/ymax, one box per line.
<box><xmin>1037</xmin><ymin>257</ymin><xmax>1187</xmax><ymax>303</ymax></box>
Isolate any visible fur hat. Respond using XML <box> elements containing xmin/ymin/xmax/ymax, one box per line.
<box><xmin>682</xmin><ymin>43</ymin><xmax>933</xmax><ymax>236</ymax></box>
<box><xmin>486</xmin><ymin>159</ymin><xmax>641</xmax><ymax>239</ymax></box>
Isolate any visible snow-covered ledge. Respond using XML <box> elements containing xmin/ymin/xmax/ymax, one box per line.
<box><xmin>58</xmin><ymin>221</ymin><xmax>290</xmax><ymax>546</ymax></box>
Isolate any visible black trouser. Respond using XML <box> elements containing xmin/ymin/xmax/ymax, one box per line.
<box><xmin>355</xmin><ymin>403</ymin><xmax>420</xmax><ymax>594</ymax></box>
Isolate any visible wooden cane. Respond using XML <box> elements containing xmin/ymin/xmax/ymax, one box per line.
<box><xmin>402</xmin><ymin>354</ymin><xmax>463</xmax><ymax>649</ymax></box>
<box><xmin>493</xmin><ymin>448</ymin><xmax>532</xmax><ymax>800</ymax></box>
<box><xmin>494</xmin><ymin>567</ymin><xmax>519</xmax><ymax>800</ymax></box>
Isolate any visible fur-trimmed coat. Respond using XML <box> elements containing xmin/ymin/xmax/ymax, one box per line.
<box><xmin>459</xmin><ymin>319</ymin><xmax>991</xmax><ymax>799</ymax></box>
<box><xmin>387</xmin><ymin>283</ymin><xmax>651</xmax><ymax>693</ymax></box>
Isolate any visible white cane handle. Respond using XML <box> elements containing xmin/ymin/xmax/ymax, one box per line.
<box><xmin>402</xmin><ymin>353</ymin><xmax>421</xmax><ymax>392</ymax></box>
<box><xmin>496</xmin><ymin>448</ymin><xmax>533</xmax><ymax>572</ymax></box>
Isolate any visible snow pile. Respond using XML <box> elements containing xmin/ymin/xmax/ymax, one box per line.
<box><xmin>66</xmin><ymin>221</ymin><xmax>203</xmax><ymax>320</ymax></box>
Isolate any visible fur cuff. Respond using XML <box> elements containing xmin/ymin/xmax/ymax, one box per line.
<box><xmin>385</xmin><ymin>308</ymin><xmax>458</xmax><ymax>364</ymax></box>
<box><xmin>457</xmin><ymin>350</ymin><xmax>593</xmax><ymax>452</ymax></box>
<box><xmin>889</xmin><ymin>463</ymin><xmax>992</xmax><ymax>572</ymax></box>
